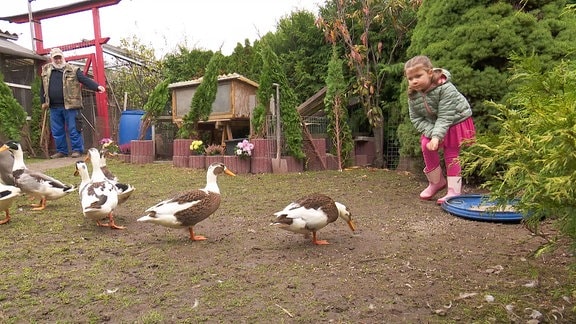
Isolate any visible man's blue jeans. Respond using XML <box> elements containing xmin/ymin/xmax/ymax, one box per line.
<box><xmin>49</xmin><ymin>107</ymin><xmax>84</xmax><ymax>155</ymax></box>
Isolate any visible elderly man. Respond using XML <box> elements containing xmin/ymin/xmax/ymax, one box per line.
<box><xmin>40</xmin><ymin>47</ymin><xmax>106</xmax><ymax>159</ymax></box>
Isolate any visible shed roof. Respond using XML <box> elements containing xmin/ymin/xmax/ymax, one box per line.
<box><xmin>0</xmin><ymin>30</ymin><xmax>47</xmax><ymax>60</ymax></box>
<box><xmin>297</xmin><ymin>86</ymin><xmax>326</xmax><ymax>117</ymax></box>
<box><xmin>168</xmin><ymin>73</ymin><xmax>259</xmax><ymax>89</ymax></box>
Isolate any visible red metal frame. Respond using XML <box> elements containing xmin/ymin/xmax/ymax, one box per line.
<box><xmin>3</xmin><ymin>0</ymin><xmax>121</xmax><ymax>138</ymax></box>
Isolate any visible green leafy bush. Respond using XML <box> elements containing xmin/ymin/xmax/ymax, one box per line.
<box><xmin>0</xmin><ymin>73</ymin><xmax>27</xmax><ymax>141</ymax></box>
<box><xmin>460</xmin><ymin>55</ymin><xmax>576</xmax><ymax>245</ymax></box>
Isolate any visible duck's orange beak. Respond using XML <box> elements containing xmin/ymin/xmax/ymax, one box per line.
<box><xmin>347</xmin><ymin>220</ymin><xmax>356</xmax><ymax>232</ymax></box>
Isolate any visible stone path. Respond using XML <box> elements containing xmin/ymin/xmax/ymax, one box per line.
<box><xmin>28</xmin><ymin>156</ymin><xmax>81</xmax><ymax>172</ymax></box>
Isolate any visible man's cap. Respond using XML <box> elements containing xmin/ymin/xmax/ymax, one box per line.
<box><xmin>50</xmin><ymin>48</ymin><xmax>64</xmax><ymax>58</ymax></box>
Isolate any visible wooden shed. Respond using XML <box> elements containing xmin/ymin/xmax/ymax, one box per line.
<box><xmin>169</xmin><ymin>73</ymin><xmax>259</xmax><ymax>145</ymax></box>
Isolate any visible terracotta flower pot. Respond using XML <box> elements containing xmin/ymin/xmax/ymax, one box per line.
<box><xmin>173</xmin><ymin>139</ymin><xmax>193</xmax><ymax>168</ymax></box>
<box><xmin>223</xmin><ymin>156</ymin><xmax>250</xmax><ymax>174</ymax></box>
<box><xmin>189</xmin><ymin>155</ymin><xmax>206</xmax><ymax>169</ymax></box>
<box><xmin>205</xmin><ymin>155</ymin><xmax>224</xmax><ymax>167</ymax></box>
<box><xmin>130</xmin><ymin>140</ymin><xmax>154</xmax><ymax>164</ymax></box>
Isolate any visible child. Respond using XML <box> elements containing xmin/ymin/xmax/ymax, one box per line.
<box><xmin>404</xmin><ymin>55</ymin><xmax>475</xmax><ymax>204</ymax></box>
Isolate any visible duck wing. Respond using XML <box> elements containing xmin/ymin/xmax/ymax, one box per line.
<box><xmin>115</xmin><ymin>182</ymin><xmax>134</xmax><ymax>205</ymax></box>
<box><xmin>144</xmin><ymin>189</ymin><xmax>221</xmax><ymax>227</ymax></box>
<box><xmin>101</xmin><ymin>165</ymin><xmax>118</xmax><ymax>182</ymax></box>
<box><xmin>15</xmin><ymin>168</ymin><xmax>74</xmax><ymax>192</ymax></box>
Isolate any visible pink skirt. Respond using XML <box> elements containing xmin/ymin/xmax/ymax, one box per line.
<box><xmin>443</xmin><ymin>117</ymin><xmax>475</xmax><ymax>149</ymax></box>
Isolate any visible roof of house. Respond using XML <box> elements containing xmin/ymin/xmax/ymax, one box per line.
<box><xmin>0</xmin><ymin>29</ymin><xmax>47</xmax><ymax>60</ymax></box>
<box><xmin>168</xmin><ymin>73</ymin><xmax>259</xmax><ymax>89</ymax></box>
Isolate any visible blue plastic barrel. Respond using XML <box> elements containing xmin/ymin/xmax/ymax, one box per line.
<box><xmin>118</xmin><ymin>110</ymin><xmax>152</xmax><ymax>148</ymax></box>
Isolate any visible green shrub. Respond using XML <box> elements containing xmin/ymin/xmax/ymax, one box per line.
<box><xmin>0</xmin><ymin>73</ymin><xmax>27</xmax><ymax>141</ymax></box>
<box><xmin>460</xmin><ymin>55</ymin><xmax>576</xmax><ymax>246</ymax></box>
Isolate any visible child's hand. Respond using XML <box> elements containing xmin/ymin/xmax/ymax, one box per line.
<box><xmin>426</xmin><ymin>137</ymin><xmax>440</xmax><ymax>151</ymax></box>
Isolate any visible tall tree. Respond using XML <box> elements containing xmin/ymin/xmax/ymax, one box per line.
<box><xmin>105</xmin><ymin>36</ymin><xmax>163</xmax><ymax>111</ymax></box>
<box><xmin>224</xmin><ymin>40</ymin><xmax>260</xmax><ymax>81</ymax></box>
<box><xmin>253</xmin><ymin>42</ymin><xmax>305</xmax><ymax>159</ymax></box>
<box><xmin>177</xmin><ymin>51</ymin><xmax>224</xmax><ymax>139</ymax></box>
<box><xmin>140</xmin><ymin>79</ymin><xmax>170</xmax><ymax>139</ymax></box>
<box><xmin>162</xmin><ymin>47</ymin><xmax>213</xmax><ymax>83</ymax></box>
<box><xmin>0</xmin><ymin>72</ymin><xmax>27</xmax><ymax>142</ymax></box>
<box><xmin>324</xmin><ymin>45</ymin><xmax>354</xmax><ymax>170</ymax></box>
<box><xmin>266</xmin><ymin>10</ymin><xmax>332</xmax><ymax>104</ymax></box>
<box><xmin>318</xmin><ymin>0</ymin><xmax>420</xmax><ymax>168</ymax></box>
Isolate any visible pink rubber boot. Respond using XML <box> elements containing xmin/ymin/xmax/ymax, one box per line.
<box><xmin>420</xmin><ymin>166</ymin><xmax>446</xmax><ymax>200</ymax></box>
<box><xmin>437</xmin><ymin>176</ymin><xmax>462</xmax><ymax>205</ymax></box>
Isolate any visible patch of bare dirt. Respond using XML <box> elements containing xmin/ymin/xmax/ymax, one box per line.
<box><xmin>0</xmin><ymin>162</ymin><xmax>574</xmax><ymax>323</ymax></box>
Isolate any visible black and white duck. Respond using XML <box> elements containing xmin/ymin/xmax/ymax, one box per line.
<box><xmin>0</xmin><ymin>183</ymin><xmax>21</xmax><ymax>224</ymax></box>
<box><xmin>0</xmin><ymin>141</ymin><xmax>75</xmax><ymax>210</ymax></box>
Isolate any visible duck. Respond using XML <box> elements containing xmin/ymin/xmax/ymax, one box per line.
<box><xmin>80</xmin><ymin>149</ymin><xmax>124</xmax><ymax>229</ymax></box>
<box><xmin>0</xmin><ymin>141</ymin><xmax>75</xmax><ymax>210</ymax></box>
<box><xmin>271</xmin><ymin>193</ymin><xmax>356</xmax><ymax>245</ymax></box>
<box><xmin>98</xmin><ymin>148</ymin><xmax>119</xmax><ymax>182</ymax></box>
<box><xmin>0</xmin><ymin>147</ymin><xmax>15</xmax><ymax>185</ymax></box>
<box><xmin>0</xmin><ymin>184</ymin><xmax>21</xmax><ymax>224</ymax></box>
<box><xmin>137</xmin><ymin>162</ymin><xmax>236</xmax><ymax>241</ymax></box>
<box><xmin>98</xmin><ymin>148</ymin><xmax>134</xmax><ymax>205</ymax></box>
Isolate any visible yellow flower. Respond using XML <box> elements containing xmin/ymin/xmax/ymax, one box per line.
<box><xmin>190</xmin><ymin>140</ymin><xmax>204</xmax><ymax>154</ymax></box>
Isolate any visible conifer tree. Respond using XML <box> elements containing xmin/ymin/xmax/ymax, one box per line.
<box><xmin>0</xmin><ymin>72</ymin><xmax>27</xmax><ymax>141</ymax></box>
<box><xmin>253</xmin><ymin>43</ymin><xmax>304</xmax><ymax>159</ymax></box>
<box><xmin>324</xmin><ymin>45</ymin><xmax>353</xmax><ymax>170</ymax></box>
<box><xmin>178</xmin><ymin>51</ymin><xmax>223</xmax><ymax>139</ymax></box>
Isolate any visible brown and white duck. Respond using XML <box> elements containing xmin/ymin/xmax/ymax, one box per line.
<box><xmin>0</xmin><ymin>141</ymin><xmax>75</xmax><ymax>210</ymax></box>
<box><xmin>137</xmin><ymin>162</ymin><xmax>236</xmax><ymax>241</ymax></box>
<box><xmin>0</xmin><ymin>183</ymin><xmax>21</xmax><ymax>224</ymax></box>
<box><xmin>271</xmin><ymin>193</ymin><xmax>356</xmax><ymax>245</ymax></box>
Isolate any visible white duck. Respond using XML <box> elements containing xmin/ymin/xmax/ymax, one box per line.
<box><xmin>80</xmin><ymin>149</ymin><xmax>124</xmax><ymax>229</ymax></box>
<box><xmin>0</xmin><ymin>141</ymin><xmax>75</xmax><ymax>210</ymax></box>
<box><xmin>98</xmin><ymin>148</ymin><xmax>134</xmax><ymax>205</ymax></box>
<box><xmin>271</xmin><ymin>193</ymin><xmax>356</xmax><ymax>245</ymax></box>
<box><xmin>0</xmin><ymin>183</ymin><xmax>21</xmax><ymax>224</ymax></box>
<box><xmin>137</xmin><ymin>162</ymin><xmax>236</xmax><ymax>241</ymax></box>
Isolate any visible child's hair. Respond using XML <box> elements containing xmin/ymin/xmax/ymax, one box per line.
<box><xmin>404</xmin><ymin>55</ymin><xmax>433</xmax><ymax>72</ymax></box>
<box><xmin>404</xmin><ymin>55</ymin><xmax>441</xmax><ymax>95</ymax></box>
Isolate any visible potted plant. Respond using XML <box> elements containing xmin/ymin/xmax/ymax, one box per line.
<box><xmin>99</xmin><ymin>138</ymin><xmax>129</xmax><ymax>163</ymax></box>
<box><xmin>188</xmin><ymin>140</ymin><xmax>205</xmax><ymax>169</ymax></box>
<box><xmin>204</xmin><ymin>144</ymin><xmax>224</xmax><ymax>166</ymax></box>
<box><xmin>224</xmin><ymin>139</ymin><xmax>253</xmax><ymax>174</ymax></box>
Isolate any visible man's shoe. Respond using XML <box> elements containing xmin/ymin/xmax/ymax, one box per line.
<box><xmin>70</xmin><ymin>151</ymin><xmax>82</xmax><ymax>158</ymax></box>
<box><xmin>50</xmin><ymin>152</ymin><xmax>66</xmax><ymax>159</ymax></box>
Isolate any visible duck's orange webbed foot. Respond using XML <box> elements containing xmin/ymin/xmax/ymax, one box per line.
<box><xmin>312</xmin><ymin>232</ymin><xmax>330</xmax><ymax>245</ymax></box>
<box><xmin>30</xmin><ymin>198</ymin><xmax>46</xmax><ymax>210</ymax></box>
<box><xmin>0</xmin><ymin>212</ymin><xmax>10</xmax><ymax>225</ymax></box>
<box><xmin>188</xmin><ymin>227</ymin><xmax>206</xmax><ymax>241</ymax></box>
